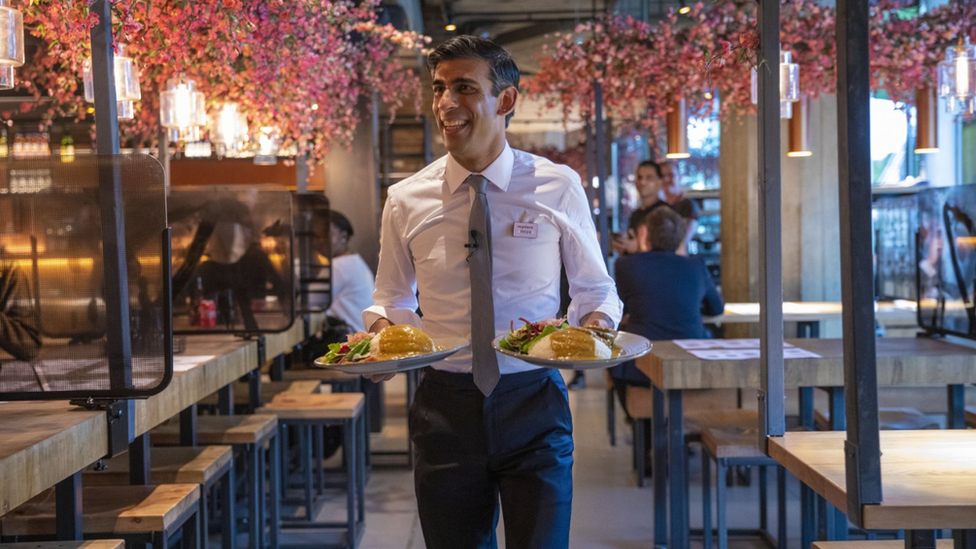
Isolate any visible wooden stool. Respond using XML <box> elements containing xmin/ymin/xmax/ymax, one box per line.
<box><xmin>84</xmin><ymin>446</ymin><xmax>234</xmax><ymax>549</ymax></box>
<box><xmin>624</xmin><ymin>385</ymin><xmax>758</xmax><ymax>487</ymax></box>
<box><xmin>1</xmin><ymin>485</ymin><xmax>200</xmax><ymax>549</ymax></box>
<box><xmin>701</xmin><ymin>421</ymin><xmax>786</xmax><ymax>549</ymax></box>
<box><xmin>259</xmin><ymin>393</ymin><xmax>366</xmax><ymax>549</ymax></box>
<box><xmin>199</xmin><ymin>380</ymin><xmax>322</xmax><ymax>411</ymax></box>
<box><xmin>0</xmin><ymin>541</ymin><xmax>126</xmax><ymax>549</ymax></box>
<box><xmin>815</xmin><ymin>407</ymin><xmax>940</xmax><ymax>431</ymax></box>
<box><xmin>965</xmin><ymin>407</ymin><xmax>976</xmax><ymax>428</ymax></box>
<box><xmin>153</xmin><ymin>415</ymin><xmax>280</xmax><ymax>549</ymax></box>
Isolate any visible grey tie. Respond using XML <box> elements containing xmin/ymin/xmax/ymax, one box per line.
<box><xmin>466</xmin><ymin>174</ymin><xmax>500</xmax><ymax>396</ymax></box>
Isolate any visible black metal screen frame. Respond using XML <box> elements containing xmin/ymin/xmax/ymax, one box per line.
<box><xmin>0</xmin><ymin>228</ymin><xmax>174</xmax><ymax>401</ymax></box>
<box><xmin>294</xmin><ymin>192</ymin><xmax>332</xmax><ymax>315</ymax></box>
<box><xmin>170</xmin><ymin>189</ymin><xmax>297</xmax><ymax>337</ymax></box>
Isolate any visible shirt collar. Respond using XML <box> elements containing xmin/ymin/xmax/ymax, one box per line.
<box><xmin>444</xmin><ymin>142</ymin><xmax>513</xmax><ymax>194</ymax></box>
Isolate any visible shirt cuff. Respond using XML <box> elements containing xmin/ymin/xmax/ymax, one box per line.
<box><xmin>567</xmin><ymin>296</ymin><xmax>624</xmax><ymax>329</ymax></box>
<box><xmin>362</xmin><ymin>306</ymin><xmax>423</xmax><ymax>332</ymax></box>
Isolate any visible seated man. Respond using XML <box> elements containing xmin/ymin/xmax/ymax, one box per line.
<box><xmin>610</xmin><ymin>206</ymin><xmax>723</xmax><ymax>402</ymax></box>
<box><xmin>0</xmin><ymin>259</ymin><xmax>41</xmax><ymax>362</ymax></box>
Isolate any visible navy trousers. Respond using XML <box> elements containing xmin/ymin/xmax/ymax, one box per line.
<box><xmin>409</xmin><ymin>367</ymin><xmax>575</xmax><ymax>549</ymax></box>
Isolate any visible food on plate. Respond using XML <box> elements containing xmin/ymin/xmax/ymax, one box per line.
<box><xmin>320</xmin><ymin>325</ymin><xmax>435</xmax><ymax>364</ymax></box>
<box><xmin>499</xmin><ymin>318</ymin><xmax>618</xmax><ymax>360</ymax></box>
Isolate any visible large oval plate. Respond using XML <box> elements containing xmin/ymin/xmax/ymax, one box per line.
<box><xmin>313</xmin><ymin>338</ymin><xmax>469</xmax><ymax>375</ymax></box>
<box><xmin>492</xmin><ymin>331</ymin><xmax>652</xmax><ymax>370</ymax></box>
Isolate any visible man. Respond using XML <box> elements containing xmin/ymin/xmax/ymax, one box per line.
<box><xmin>0</xmin><ymin>259</ymin><xmax>41</xmax><ymax>362</ymax></box>
<box><xmin>308</xmin><ymin>210</ymin><xmax>374</xmax><ymax>333</ymax></box>
<box><xmin>363</xmin><ymin>36</ymin><xmax>621</xmax><ymax>548</ymax></box>
<box><xmin>612</xmin><ymin>160</ymin><xmax>699</xmax><ymax>255</ymax></box>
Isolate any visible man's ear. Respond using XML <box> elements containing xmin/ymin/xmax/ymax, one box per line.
<box><xmin>636</xmin><ymin>224</ymin><xmax>650</xmax><ymax>252</ymax></box>
<box><xmin>497</xmin><ymin>86</ymin><xmax>518</xmax><ymax>118</ymax></box>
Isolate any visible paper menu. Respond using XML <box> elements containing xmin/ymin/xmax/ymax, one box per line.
<box><xmin>173</xmin><ymin>355</ymin><xmax>216</xmax><ymax>373</ymax></box>
<box><xmin>686</xmin><ymin>347</ymin><xmax>822</xmax><ymax>361</ymax></box>
<box><xmin>674</xmin><ymin>339</ymin><xmax>795</xmax><ymax>350</ymax></box>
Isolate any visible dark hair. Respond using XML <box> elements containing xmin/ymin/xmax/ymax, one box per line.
<box><xmin>644</xmin><ymin>206</ymin><xmax>686</xmax><ymax>252</ymax></box>
<box><xmin>329</xmin><ymin>210</ymin><xmax>354</xmax><ymax>238</ymax></box>
<box><xmin>636</xmin><ymin>160</ymin><xmax>663</xmax><ymax>178</ymax></box>
<box><xmin>426</xmin><ymin>36</ymin><xmax>520</xmax><ymax>125</ymax></box>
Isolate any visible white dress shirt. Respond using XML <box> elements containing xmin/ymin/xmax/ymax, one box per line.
<box><xmin>323</xmin><ymin>253</ymin><xmax>375</xmax><ymax>333</ymax></box>
<box><xmin>364</xmin><ymin>143</ymin><xmax>623</xmax><ymax>374</ymax></box>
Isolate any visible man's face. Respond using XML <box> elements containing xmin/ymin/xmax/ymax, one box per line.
<box><xmin>635</xmin><ymin>165</ymin><xmax>660</xmax><ymax>201</ymax></box>
<box><xmin>431</xmin><ymin>58</ymin><xmax>514</xmax><ymax>164</ymax></box>
<box><xmin>659</xmin><ymin>163</ymin><xmax>680</xmax><ymax>197</ymax></box>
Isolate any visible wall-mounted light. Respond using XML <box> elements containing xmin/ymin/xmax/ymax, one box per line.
<box><xmin>0</xmin><ymin>0</ymin><xmax>24</xmax><ymax>90</ymax></box>
<box><xmin>787</xmin><ymin>97</ymin><xmax>812</xmax><ymax>157</ymax></box>
<box><xmin>914</xmin><ymin>86</ymin><xmax>939</xmax><ymax>154</ymax></box>
<box><xmin>665</xmin><ymin>98</ymin><xmax>690</xmax><ymax>159</ymax></box>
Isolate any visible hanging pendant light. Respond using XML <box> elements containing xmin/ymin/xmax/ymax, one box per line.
<box><xmin>938</xmin><ymin>36</ymin><xmax>976</xmax><ymax>118</ymax></box>
<box><xmin>254</xmin><ymin>126</ymin><xmax>280</xmax><ymax>165</ymax></box>
<box><xmin>787</xmin><ymin>97</ymin><xmax>812</xmax><ymax>157</ymax></box>
<box><xmin>160</xmin><ymin>76</ymin><xmax>207</xmax><ymax>142</ymax></box>
<box><xmin>82</xmin><ymin>44</ymin><xmax>142</xmax><ymax>120</ymax></box>
<box><xmin>914</xmin><ymin>86</ymin><xmax>939</xmax><ymax>154</ymax></box>
<box><xmin>665</xmin><ymin>98</ymin><xmax>690</xmax><ymax>159</ymax></box>
<box><xmin>0</xmin><ymin>0</ymin><xmax>23</xmax><ymax>90</ymax></box>
<box><xmin>751</xmin><ymin>50</ymin><xmax>801</xmax><ymax>119</ymax></box>
<box><xmin>209</xmin><ymin>102</ymin><xmax>249</xmax><ymax>158</ymax></box>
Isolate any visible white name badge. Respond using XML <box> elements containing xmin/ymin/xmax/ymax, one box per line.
<box><xmin>513</xmin><ymin>222</ymin><xmax>538</xmax><ymax>239</ymax></box>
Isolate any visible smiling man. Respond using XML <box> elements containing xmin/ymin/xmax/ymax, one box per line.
<box><xmin>363</xmin><ymin>36</ymin><xmax>621</xmax><ymax>548</ymax></box>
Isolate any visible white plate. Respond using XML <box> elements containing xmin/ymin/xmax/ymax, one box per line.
<box><xmin>313</xmin><ymin>338</ymin><xmax>469</xmax><ymax>375</ymax></box>
<box><xmin>492</xmin><ymin>331</ymin><xmax>652</xmax><ymax>370</ymax></box>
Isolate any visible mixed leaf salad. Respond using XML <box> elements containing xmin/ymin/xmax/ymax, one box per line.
<box><xmin>320</xmin><ymin>332</ymin><xmax>374</xmax><ymax>364</ymax></box>
<box><xmin>498</xmin><ymin>318</ymin><xmax>570</xmax><ymax>354</ymax></box>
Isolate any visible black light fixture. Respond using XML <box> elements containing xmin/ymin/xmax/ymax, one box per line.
<box><xmin>443</xmin><ymin>3</ymin><xmax>457</xmax><ymax>32</ymax></box>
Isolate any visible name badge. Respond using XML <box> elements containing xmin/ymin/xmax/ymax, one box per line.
<box><xmin>513</xmin><ymin>222</ymin><xmax>538</xmax><ymax>239</ymax></box>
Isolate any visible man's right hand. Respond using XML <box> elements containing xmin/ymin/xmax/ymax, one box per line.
<box><xmin>365</xmin><ymin>318</ymin><xmax>395</xmax><ymax>383</ymax></box>
<box><xmin>611</xmin><ymin>232</ymin><xmax>638</xmax><ymax>255</ymax></box>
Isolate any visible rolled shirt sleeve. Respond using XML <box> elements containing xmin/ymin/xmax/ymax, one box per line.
<box><xmin>558</xmin><ymin>175</ymin><xmax>624</xmax><ymax>328</ymax></box>
<box><xmin>363</xmin><ymin>194</ymin><xmax>423</xmax><ymax>331</ymax></box>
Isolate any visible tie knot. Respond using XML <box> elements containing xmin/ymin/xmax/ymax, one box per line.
<box><xmin>466</xmin><ymin>174</ymin><xmax>488</xmax><ymax>195</ymax></box>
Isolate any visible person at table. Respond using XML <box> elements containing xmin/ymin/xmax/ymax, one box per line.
<box><xmin>308</xmin><ymin>210</ymin><xmax>375</xmax><ymax>335</ymax></box>
<box><xmin>610</xmin><ymin>206</ymin><xmax>723</xmax><ymax>400</ymax></box>
<box><xmin>612</xmin><ymin>160</ymin><xmax>699</xmax><ymax>255</ymax></box>
<box><xmin>363</xmin><ymin>36</ymin><xmax>622</xmax><ymax>549</ymax></box>
<box><xmin>0</xmin><ymin>259</ymin><xmax>41</xmax><ymax>362</ymax></box>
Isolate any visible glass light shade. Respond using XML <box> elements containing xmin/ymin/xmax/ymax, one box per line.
<box><xmin>254</xmin><ymin>126</ymin><xmax>280</xmax><ymax>165</ymax></box>
<box><xmin>82</xmin><ymin>45</ymin><xmax>141</xmax><ymax>120</ymax></box>
<box><xmin>779</xmin><ymin>50</ymin><xmax>800</xmax><ymax>103</ymax></box>
<box><xmin>0</xmin><ymin>0</ymin><xmax>24</xmax><ymax>90</ymax></box>
<box><xmin>938</xmin><ymin>36</ymin><xmax>976</xmax><ymax>116</ymax></box>
<box><xmin>160</xmin><ymin>77</ymin><xmax>207</xmax><ymax>141</ymax></box>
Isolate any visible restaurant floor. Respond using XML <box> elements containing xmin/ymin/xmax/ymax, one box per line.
<box><xmin>279</xmin><ymin>373</ymin><xmax>800</xmax><ymax>549</ymax></box>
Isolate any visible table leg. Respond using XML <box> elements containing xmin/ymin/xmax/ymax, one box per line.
<box><xmin>218</xmin><ymin>384</ymin><xmax>233</xmax><ymax>416</ymax></box>
<box><xmin>799</xmin><ymin>387</ymin><xmax>814</xmax><ymax>430</ymax></box>
<box><xmin>129</xmin><ymin>433</ymin><xmax>151</xmax><ymax>485</ymax></box>
<box><xmin>668</xmin><ymin>389</ymin><xmax>688</xmax><ymax>549</ymax></box>
<box><xmin>652</xmin><ymin>385</ymin><xmax>668</xmax><ymax>548</ymax></box>
<box><xmin>948</xmin><ymin>385</ymin><xmax>965</xmax><ymax>429</ymax></box>
<box><xmin>181</xmin><ymin>404</ymin><xmax>198</xmax><ymax>447</ymax></box>
<box><xmin>825</xmin><ymin>387</ymin><xmax>848</xmax><ymax>540</ymax></box>
<box><xmin>55</xmin><ymin>472</ymin><xmax>82</xmax><ymax>540</ymax></box>
<box><xmin>906</xmin><ymin>530</ymin><xmax>937</xmax><ymax>549</ymax></box>
<box><xmin>269</xmin><ymin>354</ymin><xmax>286</xmax><ymax>382</ymax></box>
<box><xmin>953</xmin><ymin>529</ymin><xmax>976</xmax><ymax>549</ymax></box>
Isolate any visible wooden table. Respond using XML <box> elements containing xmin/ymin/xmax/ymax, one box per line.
<box><xmin>770</xmin><ymin>430</ymin><xmax>976</xmax><ymax>530</ymax></box>
<box><xmin>636</xmin><ymin>337</ymin><xmax>976</xmax><ymax>549</ymax></box>
<box><xmin>704</xmin><ymin>301</ymin><xmax>919</xmax><ymax>336</ymax></box>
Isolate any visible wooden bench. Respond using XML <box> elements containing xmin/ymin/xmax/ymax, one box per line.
<box><xmin>701</xmin><ymin>418</ymin><xmax>786</xmax><ymax>549</ymax></box>
<box><xmin>624</xmin><ymin>384</ymin><xmax>758</xmax><ymax>487</ymax></box>
<box><xmin>1</xmin><ymin>485</ymin><xmax>200</xmax><ymax>549</ymax></box>
<box><xmin>84</xmin><ymin>446</ymin><xmax>234</xmax><ymax>549</ymax></box>
<box><xmin>0</xmin><ymin>541</ymin><xmax>126</xmax><ymax>549</ymax></box>
<box><xmin>258</xmin><ymin>393</ymin><xmax>366</xmax><ymax>546</ymax></box>
<box><xmin>814</xmin><ymin>407</ymin><xmax>941</xmax><ymax>431</ymax></box>
<box><xmin>813</xmin><ymin>542</ymin><xmax>953</xmax><ymax>549</ymax></box>
<box><xmin>152</xmin><ymin>415</ymin><xmax>279</xmax><ymax>549</ymax></box>
<box><xmin>198</xmin><ymin>380</ymin><xmax>321</xmax><ymax>410</ymax></box>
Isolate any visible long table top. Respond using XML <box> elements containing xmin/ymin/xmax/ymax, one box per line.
<box><xmin>769</xmin><ymin>430</ymin><xmax>976</xmax><ymax>530</ymax></box>
<box><xmin>704</xmin><ymin>301</ymin><xmax>918</xmax><ymax>325</ymax></box>
<box><xmin>0</xmin><ymin>314</ymin><xmax>313</xmax><ymax>518</ymax></box>
<box><xmin>637</xmin><ymin>337</ymin><xmax>976</xmax><ymax>390</ymax></box>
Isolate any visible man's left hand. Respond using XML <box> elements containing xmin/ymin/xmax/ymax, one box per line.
<box><xmin>580</xmin><ymin>311</ymin><xmax>613</xmax><ymax>330</ymax></box>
